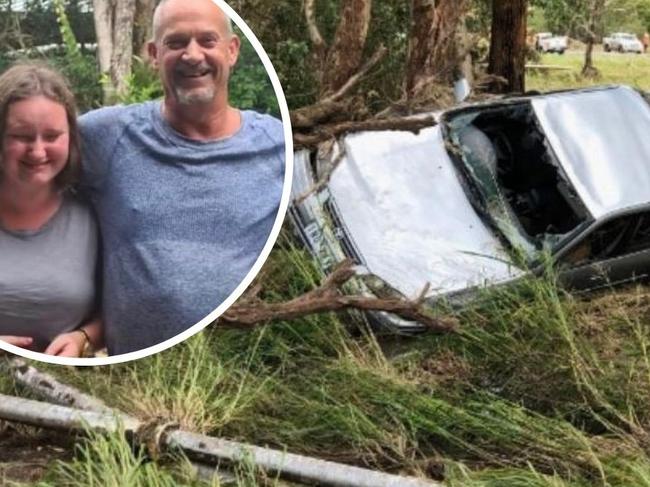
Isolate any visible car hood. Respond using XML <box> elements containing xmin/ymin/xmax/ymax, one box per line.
<box><xmin>327</xmin><ymin>125</ymin><xmax>524</xmax><ymax>299</ymax></box>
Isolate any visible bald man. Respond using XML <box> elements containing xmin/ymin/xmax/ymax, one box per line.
<box><xmin>79</xmin><ymin>0</ymin><xmax>285</xmax><ymax>355</ymax></box>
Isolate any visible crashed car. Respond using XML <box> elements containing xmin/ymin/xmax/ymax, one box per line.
<box><xmin>290</xmin><ymin>86</ymin><xmax>650</xmax><ymax>332</ymax></box>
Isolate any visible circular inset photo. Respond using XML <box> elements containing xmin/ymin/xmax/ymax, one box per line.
<box><xmin>0</xmin><ymin>0</ymin><xmax>293</xmax><ymax>365</ymax></box>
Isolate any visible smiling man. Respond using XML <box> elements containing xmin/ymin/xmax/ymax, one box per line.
<box><xmin>78</xmin><ymin>0</ymin><xmax>285</xmax><ymax>356</ymax></box>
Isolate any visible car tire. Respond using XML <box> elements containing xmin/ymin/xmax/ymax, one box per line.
<box><xmin>558</xmin><ymin>49</ymin><xmax>565</xmax><ymax>55</ymax></box>
<box><xmin>604</xmin><ymin>45</ymin><xmax>610</xmax><ymax>52</ymax></box>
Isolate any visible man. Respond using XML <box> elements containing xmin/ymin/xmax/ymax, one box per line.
<box><xmin>79</xmin><ymin>0</ymin><xmax>285</xmax><ymax>355</ymax></box>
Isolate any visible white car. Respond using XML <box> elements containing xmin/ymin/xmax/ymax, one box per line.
<box><xmin>535</xmin><ymin>33</ymin><xmax>567</xmax><ymax>54</ymax></box>
<box><xmin>290</xmin><ymin>86</ymin><xmax>650</xmax><ymax>332</ymax></box>
<box><xmin>604</xmin><ymin>33</ymin><xmax>643</xmax><ymax>53</ymax></box>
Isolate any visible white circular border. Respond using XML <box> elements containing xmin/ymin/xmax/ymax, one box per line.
<box><xmin>0</xmin><ymin>0</ymin><xmax>294</xmax><ymax>366</ymax></box>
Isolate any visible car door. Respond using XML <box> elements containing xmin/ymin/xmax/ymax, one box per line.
<box><xmin>556</xmin><ymin>211</ymin><xmax>650</xmax><ymax>291</ymax></box>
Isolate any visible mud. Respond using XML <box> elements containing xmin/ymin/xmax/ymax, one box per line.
<box><xmin>0</xmin><ymin>423</ymin><xmax>74</xmax><ymax>484</ymax></box>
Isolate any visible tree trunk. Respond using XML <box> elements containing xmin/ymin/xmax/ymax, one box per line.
<box><xmin>133</xmin><ymin>0</ymin><xmax>155</xmax><ymax>58</ymax></box>
<box><xmin>582</xmin><ymin>36</ymin><xmax>596</xmax><ymax>76</ymax></box>
<box><xmin>92</xmin><ymin>0</ymin><xmax>135</xmax><ymax>103</ymax></box>
<box><xmin>110</xmin><ymin>0</ymin><xmax>136</xmax><ymax>98</ymax></box>
<box><xmin>487</xmin><ymin>0</ymin><xmax>527</xmax><ymax>93</ymax></box>
<box><xmin>581</xmin><ymin>0</ymin><xmax>604</xmax><ymax>78</ymax></box>
<box><xmin>92</xmin><ymin>0</ymin><xmax>114</xmax><ymax>101</ymax></box>
<box><xmin>319</xmin><ymin>0</ymin><xmax>372</xmax><ymax>96</ymax></box>
<box><xmin>405</xmin><ymin>0</ymin><xmax>469</xmax><ymax>100</ymax></box>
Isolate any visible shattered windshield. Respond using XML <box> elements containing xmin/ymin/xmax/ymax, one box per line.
<box><xmin>444</xmin><ymin>103</ymin><xmax>588</xmax><ymax>264</ymax></box>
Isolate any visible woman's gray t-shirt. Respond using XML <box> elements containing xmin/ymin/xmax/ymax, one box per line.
<box><xmin>0</xmin><ymin>195</ymin><xmax>98</xmax><ymax>352</ymax></box>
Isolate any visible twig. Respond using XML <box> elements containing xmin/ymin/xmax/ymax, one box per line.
<box><xmin>221</xmin><ymin>260</ymin><xmax>455</xmax><ymax>333</ymax></box>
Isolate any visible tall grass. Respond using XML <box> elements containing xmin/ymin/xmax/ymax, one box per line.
<box><xmin>21</xmin><ymin>239</ymin><xmax>650</xmax><ymax>485</ymax></box>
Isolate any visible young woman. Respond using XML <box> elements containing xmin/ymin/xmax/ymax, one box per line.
<box><xmin>0</xmin><ymin>63</ymin><xmax>101</xmax><ymax>357</ymax></box>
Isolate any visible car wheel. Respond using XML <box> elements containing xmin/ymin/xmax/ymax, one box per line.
<box><xmin>604</xmin><ymin>45</ymin><xmax>610</xmax><ymax>52</ymax></box>
<box><xmin>558</xmin><ymin>49</ymin><xmax>565</xmax><ymax>55</ymax></box>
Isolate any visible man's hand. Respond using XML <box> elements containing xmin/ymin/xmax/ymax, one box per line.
<box><xmin>44</xmin><ymin>331</ymin><xmax>86</xmax><ymax>357</ymax></box>
<box><xmin>0</xmin><ymin>335</ymin><xmax>34</xmax><ymax>348</ymax></box>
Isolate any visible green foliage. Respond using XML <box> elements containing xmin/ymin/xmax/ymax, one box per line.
<box><xmin>229</xmin><ymin>31</ymin><xmax>279</xmax><ymax>116</ymax></box>
<box><xmin>113</xmin><ymin>57</ymin><xmax>163</xmax><ymax>106</ymax></box>
<box><xmin>49</xmin><ymin>0</ymin><xmax>102</xmax><ymax>111</ymax></box>
<box><xmin>532</xmin><ymin>0</ymin><xmax>650</xmax><ymax>38</ymax></box>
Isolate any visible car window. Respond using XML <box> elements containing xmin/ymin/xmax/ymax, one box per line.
<box><xmin>444</xmin><ymin>102</ymin><xmax>589</xmax><ymax>263</ymax></box>
<box><xmin>561</xmin><ymin>212</ymin><xmax>650</xmax><ymax>266</ymax></box>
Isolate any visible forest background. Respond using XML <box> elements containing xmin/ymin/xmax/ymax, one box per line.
<box><xmin>3</xmin><ymin>1</ymin><xmax>650</xmax><ymax>486</ymax></box>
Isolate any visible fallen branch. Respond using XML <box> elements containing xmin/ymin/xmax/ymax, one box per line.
<box><xmin>293</xmin><ymin>115</ymin><xmax>438</xmax><ymax>149</ymax></box>
<box><xmin>525</xmin><ymin>63</ymin><xmax>573</xmax><ymax>72</ymax></box>
<box><xmin>0</xmin><ymin>394</ymin><xmax>443</xmax><ymax>487</ymax></box>
<box><xmin>221</xmin><ymin>260</ymin><xmax>455</xmax><ymax>333</ymax></box>
<box><xmin>5</xmin><ymin>358</ymin><xmax>113</xmax><ymax>413</ymax></box>
<box><xmin>291</xmin><ymin>45</ymin><xmax>388</xmax><ymax>129</ymax></box>
<box><xmin>3</xmin><ymin>360</ymin><xmax>238</xmax><ymax>484</ymax></box>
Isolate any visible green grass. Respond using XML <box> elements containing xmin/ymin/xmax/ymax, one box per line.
<box><xmin>527</xmin><ymin>48</ymin><xmax>650</xmax><ymax>91</ymax></box>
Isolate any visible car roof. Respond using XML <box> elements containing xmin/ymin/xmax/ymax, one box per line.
<box><xmin>531</xmin><ymin>86</ymin><xmax>650</xmax><ymax>219</ymax></box>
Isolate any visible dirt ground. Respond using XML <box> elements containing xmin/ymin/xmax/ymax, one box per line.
<box><xmin>0</xmin><ymin>423</ymin><xmax>74</xmax><ymax>485</ymax></box>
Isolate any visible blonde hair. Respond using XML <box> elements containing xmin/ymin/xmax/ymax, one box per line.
<box><xmin>0</xmin><ymin>62</ymin><xmax>80</xmax><ymax>190</ymax></box>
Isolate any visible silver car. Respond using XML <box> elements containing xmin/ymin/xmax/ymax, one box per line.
<box><xmin>290</xmin><ymin>86</ymin><xmax>650</xmax><ymax>331</ymax></box>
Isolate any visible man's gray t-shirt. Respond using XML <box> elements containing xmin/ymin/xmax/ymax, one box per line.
<box><xmin>0</xmin><ymin>195</ymin><xmax>98</xmax><ymax>352</ymax></box>
<box><xmin>79</xmin><ymin>102</ymin><xmax>285</xmax><ymax>355</ymax></box>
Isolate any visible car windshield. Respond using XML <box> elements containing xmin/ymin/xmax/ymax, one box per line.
<box><xmin>444</xmin><ymin>102</ymin><xmax>589</xmax><ymax>264</ymax></box>
<box><xmin>622</xmin><ymin>34</ymin><xmax>636</xmax><ymax>40</ymax></box>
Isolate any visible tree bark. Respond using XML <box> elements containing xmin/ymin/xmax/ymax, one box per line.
<box><xmin>92</xmin><ymin>0</ymin><xmax>135</xmax><ymax>103</ymax></box>
<box><xmin>581</xmin><ymin>0</ymin><xmax>605</xmax><ymax>78</ymax></box>
<box><xmin>405</xmin><ymin>0</ymin><xmax>469</xmax><ymax>100</ymax></box>
<box><xmin>319</xmin><ymin>0</ymin><xmax>372</xmax><ymax>96</ymax></box>
<box><xmin>487</xmin><ymin>0</ymin><xmax>527</xmax><ymax>93</ymax></box>
<box><xmin>110</xmin><ymin>0</ymin><xmax>136</xmax><ymax>98</ymax></box>
<box><xmin>92</xmin><ymin>0</ymin><xmax>114</xmax><ymax>101</ymax></box>
<box><xmin>133</xmin><ymin>0</ymin><xmax>155</xmax><ymax>58</ymax></box>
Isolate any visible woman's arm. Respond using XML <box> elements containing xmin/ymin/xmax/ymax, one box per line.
<box><xmin>0</xmin><ymin>335</ymin><xmax>34</xmax><ymax>348</ymax></box>
<box><xmin>44</xmin><ymin>317</ymin><xmax>103</xmax><ymax>357</ymax></box>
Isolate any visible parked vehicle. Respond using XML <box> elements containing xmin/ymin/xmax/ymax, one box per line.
<box><xmin>290</xmin><ymin>86</ymin><xmax>650</xmax><ymax>332</ymax></box>
<box><xmin>603</xmin><ymin>33</ymin><xmax>643</xmax><ymax>53</ymax></box>
<box><xmin>534</xmin><ymin>32</ymin><xmax>568</xmax><ymax>54</ymax></box>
